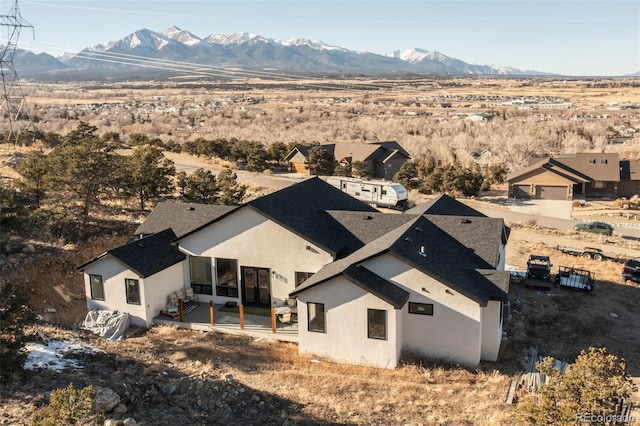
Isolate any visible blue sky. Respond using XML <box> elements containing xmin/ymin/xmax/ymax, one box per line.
<box><xmin>7</xmin><ymin>0</ymin><xmax>640</xmax><ymax>76</ymax></box>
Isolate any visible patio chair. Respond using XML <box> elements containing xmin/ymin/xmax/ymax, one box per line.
<box><xmin>185</xmin><ymin>288</ymin><xmax>199</xmax><ymax>303</ymax></box>
<box><xmin>168</xmin><ymin>292</ymin><xmax>178</xmax><ymax>306</ymax></box>
<box><xmin>285</xmin><ymin>298</ymin><xmax>298</xmax><ymax>322</ymax></box>
<box><xmin>176</xmin><ymin>289</ymin><xmax>186</xmax><ymax>303</ymax></box>
<box><xmin>277</xmin><ymin>312</ymin><xmax>293</xmax><ymax>329</ymax></box>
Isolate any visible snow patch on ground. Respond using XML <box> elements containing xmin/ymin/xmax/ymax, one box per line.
<box><xmin>24</xmin><ymin>339</ymin><xmax>101</xmax><ymax>372</ymax></box>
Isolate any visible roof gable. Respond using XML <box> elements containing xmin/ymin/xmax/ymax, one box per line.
<box><xmin>292</xmin><ymin>213</ymin><xmax>509</xmax><ymax>306</ymax></box>
<box><xmin>247</xmin><ymin>177</ymin><xmax>378</xmax><ymax>257</ymax></box>
<box><xmin>78</xmin><ymin>229</ymin><xmax>186</xmax><ymax>278</ymax></box>
<box><xmin>404</xmin><ymin>194</ymin><xmax>486</xmax><ymax>217</ymax></box>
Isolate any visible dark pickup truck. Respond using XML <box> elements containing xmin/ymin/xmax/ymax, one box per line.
<box><xmin>621</xmin><ymin>259</ymin><xmax>640</xmax><ymax>284</ymax></box>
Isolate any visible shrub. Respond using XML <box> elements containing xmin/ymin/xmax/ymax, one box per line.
<box><xmin>517</xmin><ymin>347</ymin><xmax>636</xmax><ymax>425</ymax></box>
<box><xmin>31</xmin><ymin>383</ymin><xmax>105</xmax><ymax>426</ymax></box>
<box><xmin>0</xmin><ymin>280</ymin><xmax>36</xmax><ymax>380</ymax></box>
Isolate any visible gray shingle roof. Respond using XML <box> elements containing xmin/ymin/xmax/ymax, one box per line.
<box><xmin>343</xmin><ymin>265</ymin><xmax>410</xmax><ymax>309</ymax></box>
<box><xmin>404</xmin><ymin>194</ymin><xmax>486</xmax><ymax>217</ymax></box>
<box><xmin>291</xmin><ymin>213</ymin><xmax>509</xmax><ymax>306</ymax></box>
<box><xmin>246</xmin><ymin>177</ymin><xmax>378</xmax><ymax>257</ymax></box>
<box><xmin>134</xmin><ymin>202</ymin><xmax>237</xmax><ymax>238</ymax></box>
<box><xmin>77</xmin><ymin>229</ymin><xmax>186</xmax><ymax>278</ymax></box>
<box><xmin>325</xmin><ymin>210</ymin><xmax>417</xmax><ymax>244</ymax></box>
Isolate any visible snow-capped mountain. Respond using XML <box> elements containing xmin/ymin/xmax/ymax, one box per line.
<box><xmin>387</xmin><ymin>48</ymin><xmax>544</xmax><ymax>75</ymax></box>
<box><xmin>20</xmin><ymin>27</ymin><xmax>551</xmax><ymax>79</ymax></box>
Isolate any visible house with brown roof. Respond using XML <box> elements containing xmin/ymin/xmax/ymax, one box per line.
<box><xmin>284</xmin><ymin>141</ymin><xmax>410</xmax><ymax>179</ymax></box>
<box><xmin>506</xmin><ymin>153</ymin><xmax>620</xmax><ymax>200</ymax></box>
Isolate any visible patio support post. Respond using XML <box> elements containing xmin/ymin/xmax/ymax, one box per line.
<box><xmin>271</xmin><ymin>308</ymin><xmax>276</xmax><ymax>334</ymax></box>
<box><xmin>209</xmin><ymin>300</ymin><xmax>215</xmax><ymax>325</ymax></box>
<box><xmin>239</xmin><ymin>305</ymin><xmax>245</xmax><ymax>329</ymax></box>
<box><xmin>178</xmin><ymin>298</ymin><xmax>184</xmax><ymax>322</ymax></box>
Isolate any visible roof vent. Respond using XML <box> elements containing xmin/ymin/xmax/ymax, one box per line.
<box><xmin>461</xmin><ymin>219</ymin><xmax>472</xmax><ymax>224</ymax></box>
<box><xmin>138</xmin><ymin>243</ymin><xmax>145</xmax><ymax>248</ymax></box>
<box><xmin>363</xmin><ymin>215</ymin><xmax>373</xmax><ymax>220</ymax></box>
<box><xmin>404</xmin><ymin>237</ymin><xmax>413</xmax><ymax>243</ymax></box>
<box><xmin>418</xmin><ymin>246</ymin><xmax>427</xmax><ymax>257</ymax></box>
<box><xmin>415</xmin><ymin>226</ymin><xmax>423</xmax><ymax>232</ymax></box>
<box><xmin>187</xmin><ymin>206</ymin><xmax>195</xmax><ymax>211</ymax></box>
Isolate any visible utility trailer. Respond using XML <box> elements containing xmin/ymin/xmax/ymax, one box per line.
<box><xmin>556</xmin><ymin>245</ymin><xmax>619</xmax><ymax>262</ymax></box>
<box><xmin>555</xmin><ymin>266</ymin><xmax>595</xmax><ymax>291</ymax></box>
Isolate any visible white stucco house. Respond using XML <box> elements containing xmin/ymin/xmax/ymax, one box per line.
<box><xmin>78</xmin><ymin>178</ymin><xmax>510</xmax><ymax>368</ymax></box>
<box><xmin>77</xmin><ymin>229</ymin><xmax>186</xmax><ymax>327</ymax></box>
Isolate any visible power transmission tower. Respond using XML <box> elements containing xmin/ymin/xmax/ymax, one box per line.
<box><xmin>0</xmin><ymin>0</ymin><xmax>33</xmax><ymax>144</ymax></box>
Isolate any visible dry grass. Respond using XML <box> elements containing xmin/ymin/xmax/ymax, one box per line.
<box><xmin>19</xmin><ymin>78</ymin><xmax>640</xmax><ymax>171</ymax></box>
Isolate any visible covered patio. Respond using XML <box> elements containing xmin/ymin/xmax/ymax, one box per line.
<box><xmin>152</xmin><ymin>302</ymin><xmax>299</xmax><ymax>343</ymax></box>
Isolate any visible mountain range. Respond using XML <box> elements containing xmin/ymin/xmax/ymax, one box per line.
<box><xmin>15</xmin><ymin>26</ymin><xmax>550</xmax><ymax>79</ymax></box>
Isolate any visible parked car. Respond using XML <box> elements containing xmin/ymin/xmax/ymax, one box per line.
<box><xmin>573</xmin><ymin>221</ymin><xmax>614</xmax><ymax>236</ymax></box>
<box><xmin>621</xmin><ymin>259</ymin><xmax>640</xmax><ymax>284</ymax></box>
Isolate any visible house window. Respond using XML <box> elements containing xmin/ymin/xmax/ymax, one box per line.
<box><xmin>367</xmin><ymin>309</ymin><xmax>386</xmax><ymax>340</ymax></box>
<box><xmin>408</xmin><ymin>302</ymin><xmax>434</xmax><ymax>315</ymax></box>
<box><xmin>89</xmin><ymin>274</ymin><xmax>104</xmax><ymax>301</ymax></box>
<box><xmin>125</xmin><ymin>279</ymin><xmax>140</xmax><ymax>305</ymax></box>
<box><xmin>190</xmin><ymin>256</ymin><xmax>213</xmax><ymax>295</ymax></box>
<box><xmin>382</xmin><ymin>190</ymin><xmax>387</xmax><ymax>195</ymax></box>
<box><xmin>601</xmin><ymin>159</ymin><xmax>608</xmax><ymax>164</ymax></box>
<box><xmin>588</xmin><ymin>158</ymin><xmax>596</xmax><ymax>164</ymax></box>
<box><xmin>216</xmin><ymin>258</ymin><xmax>238</xmax><ymax>298</ymax></box>
<box><xmin>308</xmin><ymin>302</ymin><xmax>325</xmax><ymax>333</ymax></box>
<box><xmin>592</xmin><ymin>181</ymin><xmax>606</xmax><ymax>189</ymax></box>
<box><xmin>295</xmin><ymin>272</ymin><xmax>314</xmax><ymax>287</ymax></box>
<box><xmin>636</xmin><ymin>181</ymin><xmax>640</xmax><ymax>190</ymax></box>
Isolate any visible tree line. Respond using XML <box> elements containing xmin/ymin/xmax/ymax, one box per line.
<box><xmin>1</xmin><ymin>122</ymin><xmax>247</xmax><ymax>243</ymax></box>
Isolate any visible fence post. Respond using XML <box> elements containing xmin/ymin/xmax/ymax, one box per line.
<box><xmin>178</xmin><ymin>298</ymin><xmax>184</xmax><ymax>322</ymax></box>
<box><xmin>209</xmin><ymin>300</ymin><xmax>215</xmax><ymax>325</ymax></box>
<box><xmin>271</xmin><ymin>308</ymin><xmax>276</xmax><ymax>334</ymax></box>
<box><xmin>239</xmin><ymin>304</ymin><xmax>245</xmax><ymax>329</ymax></box>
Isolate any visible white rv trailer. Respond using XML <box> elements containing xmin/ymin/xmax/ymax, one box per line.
<box><xmin>326</xmin><ymin>176</ymin><xmax>408</xmax><ymax>209</ymax></box>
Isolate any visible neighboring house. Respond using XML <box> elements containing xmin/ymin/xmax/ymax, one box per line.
<box><xmin>78</xmin><ymin>178</ymin><xmax>509</xmax><ymax>368</ymax></box>
<box><xmin>618</xmin><ymin>160</ymin><xmax>640</xmax><ymax>198</ymax></box>
<box><xmin>506</xmin><ymin>153</ymin><xmax>620</xmax><ymax>200</ymax></box>
<box><xmin>283</xmin><ymin>141</ymin><xmax>410</xmax><ymax>179</ymax></box>
<box><xmin>471</xmin><ymin>149</ymin><xmax>495</xmax><ymax>168</ymax></box>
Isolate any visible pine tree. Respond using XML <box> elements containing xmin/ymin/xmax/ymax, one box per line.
<box><xmin>0</xmin><ymin>281</ymin><xmax>35</xmax><ymax>381</ymax></box>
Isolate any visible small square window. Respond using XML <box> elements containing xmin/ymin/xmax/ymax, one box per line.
<box><xmin>295</xmin><ymin>272</ymin><xmax>314</xmax><ymax>287</ymax></box>
<box><xmin>308</xmin><ymin>302</ymin><xmax>325</xmax><ymax>333</ymax></box>
<box><xmin>592</xmin><ymin>181</ymin><xmax>606</xmax><ymax>189</ymax></box>
<box><xmin>367</xmin><ymin>309</ymin><xmax>386</xmax><ymax>340</ymax></box>
<box><xmin>601</xmin><ymin>159</ymin><xmax>608</xmax><ymax>164</ymax></box>
<box><xmin>408</xmin><ymin>302</ymin><xmax>434</xmax><ymax>315</ymax></box>
<box><xmin>588</xmin><ymin>158</ymin><xmax>596</xmax><ymax>164</ymax></box>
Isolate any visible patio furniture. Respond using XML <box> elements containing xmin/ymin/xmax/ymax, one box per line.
<box><xmin>186</xmin><ymin>288</ymin><xmax>199</xmax><ymax>303</ymax></box>
<box><xmin>285</xmin><ymin>298</ymin><xmax>298</xmax><ymax>322</ymax></box>
<box><xmin>276</xmin><ymin>312</ymin><xmax>293</xmax><ymax>329</ymax></box>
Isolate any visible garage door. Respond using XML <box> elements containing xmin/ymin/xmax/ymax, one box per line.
<box><xmin>291</xmin><ymin>162</ymin><xmax>307</xmax><ymax>173</ymax></box>
<box><xmin>535</xmin><ymin>185</ymin><xmax>567</xmax><ymax>200</ymax></box>
<box><xmin>512</xmin><ymin>185</ymin><xmax>530</xmax><ymax>199</ymax></box>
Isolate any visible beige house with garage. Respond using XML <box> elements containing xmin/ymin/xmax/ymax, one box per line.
<box><xmin>506</xmin><ymin>153</ymin><xmax>620</xmax><ymax>200</ymax></box>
